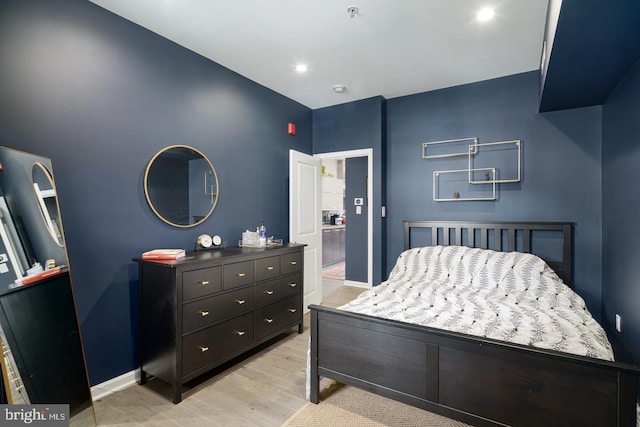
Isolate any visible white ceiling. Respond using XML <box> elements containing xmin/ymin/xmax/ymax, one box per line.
<box><xmin>88</xmin><ymin>0</ymin><xmax>549</xmax><ymax>109</ymax></box>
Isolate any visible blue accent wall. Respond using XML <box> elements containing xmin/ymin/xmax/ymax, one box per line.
<box><xmin>0</xmin><ymin>0</ymin><xmax>312</xmax><ymax>384</ymax></box>
<box><xmin>386</xmin><ymin>71</ymin><xmax>604</xmax><ymax>320</ymax></box>
<box><xmin>540</xmin><ymin>0</ymin><xmax>640</xmax><ymax>112</ymax></box>
<box><xmin>313</xmin><ymin>97</ymin><xmax>387</xmax><ymax>284</ymax></box>
<box><xmin>602</xmin><ymin>58</ymin><xmax>640</xmax><ymax>364</ymax></box>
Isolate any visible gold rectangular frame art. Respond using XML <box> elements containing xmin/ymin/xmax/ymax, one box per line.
<box><xmin>422</xmin><ymin>137</ymin><xmax>478</xmax><ymax>159</ymax></box>
<box><xmin>468</xmin><ymin>140</ymin><xmax>521</xmax><ymax>184</ymax></box>
<box><xmin>433</xmin><ymin>168</ymin><xmax>496</xmax><ymax>202</ymax></box>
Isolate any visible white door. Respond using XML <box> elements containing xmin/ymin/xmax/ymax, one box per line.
<box><xmin>289</xmin><ymin>150</ymin><xmax>322</xmax><ymax>311</ymax></box>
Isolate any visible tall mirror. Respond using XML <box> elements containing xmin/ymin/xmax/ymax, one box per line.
<box><xmin>0</xmin><ymin>146</ymin><xmax>95</xmax><ymax>426</ymax></box>
<box><xmin>144</xmin><ymin>145</ymin><xmax>219</xmax><ymax>228</ymax></box>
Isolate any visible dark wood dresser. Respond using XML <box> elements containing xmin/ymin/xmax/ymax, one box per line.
<box><xmin>0</xmin><ymin>271</ymin><xmax>92</xmax><ymax>414</ymax></box>
<box><xmin>135</xmin><ymin>244</ymin><xmax>304</xmax><ymax>403</ymax></box>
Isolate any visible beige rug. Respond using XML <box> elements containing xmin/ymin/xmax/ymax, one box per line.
<box><xmin>322</xmin><ymin>262</ymin><xmax>345</xmax><ymax>280</ymax></box>
<box><xmin>283</xmin><ymin>382</ymin><xmax>472</xmax><ymax>427</ymax></box>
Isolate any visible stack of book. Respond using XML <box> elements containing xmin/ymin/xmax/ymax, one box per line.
<box><xmin>141</xmin><ymin>249</ymin><xmax>186</xmax><ymax>260</ymax></box>
<box><xmin>21</xmin><ymin>266</ymin><xmax>63</xmax><ymax>285</ymax></box>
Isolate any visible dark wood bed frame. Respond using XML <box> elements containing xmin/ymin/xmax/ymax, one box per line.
<box><xmin>309</xmin><ymin>221</ymin><xmax>640</xmax><ymax>427</ymax></box>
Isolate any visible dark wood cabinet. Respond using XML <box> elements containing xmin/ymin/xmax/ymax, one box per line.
<box><xmin>0</xmin><ymin>271</ymin><xmax>92</xmax><ymax>415</ymax></box>
<box><xmin>322</xmin><ymin>227</ymin><xmax>345</xmax><ymax>266</ymax></box>
<box><xmin>135</xmin><ymin>244</ymin><xmax>304</xmax><ymax>403</ymax></box>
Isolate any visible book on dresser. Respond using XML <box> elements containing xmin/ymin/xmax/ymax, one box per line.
<box><xmin>141</xmin><ymin>248</ymin><xmax>185</xmax><ymax>260</ymax></box>
<box><xmin>134</xmin><ymin>243</ymin><xmax>305</xmax><ymax>403</ymax></box>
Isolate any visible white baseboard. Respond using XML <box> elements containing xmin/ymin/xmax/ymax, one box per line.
<box><xmin>90</xmin><ymin>370</ymin><xmax>137</xmax><ymax>401</ymax></box>
<box><xmin>343</xmin><ymin>280</ymin><xmax>370</xmax><ymax>289</ymax></box>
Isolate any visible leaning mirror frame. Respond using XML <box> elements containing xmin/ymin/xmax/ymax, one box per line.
<box><xmin>0</xmin><ymin>146</ymin><xmax>96</xmax><ymax>426</ymax></box>
<box><xmin>32</xmin><ymin>162</ymin><xmax>65</xmax><ymax>247</ymax></box>
<box><xmin>143</xmin><ymin>145</ymin><xmax>219</xmax><ymax>228</ymax></box>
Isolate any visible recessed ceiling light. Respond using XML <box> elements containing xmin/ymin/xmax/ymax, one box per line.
<box><xmin>295</xmin><ymin>64</ymin><xmax>308</xmax><ymax>73</ymax></box>
<box><xmin>477</xmin><ymin>7</ymin><xmax>495</xmax><ymax>21</ymax></box>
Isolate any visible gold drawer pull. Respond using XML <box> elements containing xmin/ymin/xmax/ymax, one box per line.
<box><xmin>264</xmin><ymin>290</ymin><xmax>274</xmax><ymax>295</ymax></box>
<box><xmin>199</xmin><ymin>280</ymin><xmax>209</xmax><ymax>286</ymax></box>
<box><xmin>199</xmin><ymin>310</ymin><xmax>209</xmax><ymax>317</ymax></box>
<box><xmin>236</xmin><ymin>272</ymin><xmax>246</xmax><ymax>277</ymax></box>
<box><xmin>288</xmin><ymin>308</ymin><xmax>297</xmax><ymax>313</ymax></box>
<box><xmin>265</xmin><ymin>266</ymin><xmax>275</xmax><ymax>271</ymax></box>
<box><xmin>288</xmin><ymin>283</ymin><xmax>297</xmax><ymax>288</ymax></box>
<box><xmin>289</xmin><ymin>261</ymin><xmax>297</xmax><ymax>265</ymax></box>
<box><xmin>235</xmin><ymin>299</ymin><xmax>246</xmax><ymax>305</ymax></box>
<box><xmin>264</xmin><ymin>318</ymin><xmax>274</xmax><ymax>324</ymax></box>
<box><xmin>199</xmin><ymin>346</ymin><xmax>209</xmax><ymax>353</ymax></box>
<box><xmin>235</xmin><ymin>331</ymin><xmax>246</xmax><ymax>336</ymax></box>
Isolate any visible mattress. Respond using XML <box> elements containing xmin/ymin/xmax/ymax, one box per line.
<box><xmin>338</xmin><ymin>245</ymin><xmax>614</xmax><ymax>360</ymax></box>
<box><xmin>309</xmin><ymin>246</ymin><xmax>639</xmax><ymax>423</ymax></box>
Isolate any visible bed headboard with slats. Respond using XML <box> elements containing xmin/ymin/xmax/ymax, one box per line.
<box><xmin>403</xmin><ymin>221</ymin><xmax>574</xmax><ymax>287</ymax></box>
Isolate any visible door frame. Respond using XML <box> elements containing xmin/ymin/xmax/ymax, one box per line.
<box><xmin>316</xmin><ymin>148</ymin><xmax>373</xmax><ymax>288</ymax></box>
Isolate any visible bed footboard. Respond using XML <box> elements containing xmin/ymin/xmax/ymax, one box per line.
<box><xmin>310</xmin><ymin>305</ymin><xmax>640</xmax><ymax>427</ymax></box>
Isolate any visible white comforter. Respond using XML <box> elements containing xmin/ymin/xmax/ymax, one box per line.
<box><xmin>339</xmin><ymin>245</ymin><xmax>614</xmax><ymax>360</ymax></box>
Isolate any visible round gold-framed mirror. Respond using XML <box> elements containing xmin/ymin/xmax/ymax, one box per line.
<box><xmin>32</xmin><ymin>161</ymin><xmax>65</xmax><ymax>247</ymax></box>
<box><xmin>144</xmin><ymin>145</ymin><xmax>219</xmax><ymax>228</ymax></box>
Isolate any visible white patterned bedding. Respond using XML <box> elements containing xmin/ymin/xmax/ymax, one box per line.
<box><xmin>309</xmin><ymin>245</ymin><xmax>640</xmax><ymax>422</ymax></box>
<box><xmin>339</xmin><ymin>245</ymin><xmax>614</xmax><ymax>360</ymax></box>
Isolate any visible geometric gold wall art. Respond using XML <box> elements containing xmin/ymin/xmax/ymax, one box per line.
<box><xmin>422</xmin><ymin>137</ymin><xmax>478</xmax><ymax>159</ymax></box>
<box><xmin>468</xmin><ymin>140</ymin><xmax>521</xmax><ymax>184</ymax></box>
<box><xmin>433</xmin><ymin>168</ymin><xmax>496</xmax><ymax>201</ymax></box>
<box><xmin>424</xmin><ymin>137</ymin><xmax>522</xmax><ymax>201</ymax></box>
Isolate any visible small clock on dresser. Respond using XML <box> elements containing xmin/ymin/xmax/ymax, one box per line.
<box><xmin>196</xmin><ymin>233</ymin><xmax>223</xmax><ymax>250</ymax></box>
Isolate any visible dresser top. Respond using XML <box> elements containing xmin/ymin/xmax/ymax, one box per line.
<box><xmin>133</xmin><ymin>243</ymin><xmax>305</xmax><ymax>268</ymax></box>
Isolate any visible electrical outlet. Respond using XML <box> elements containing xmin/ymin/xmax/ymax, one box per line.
<box><xmin>615</xmin><ymin>314</ymin><xmax>622</xmax><ymax>333</ymax></box>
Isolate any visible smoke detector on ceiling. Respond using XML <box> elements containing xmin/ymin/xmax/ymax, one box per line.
<box><xmin>347</xmin><ymin>6</ymin><xmax>359</xmax><ymax>17</ymax></box>
<box><xmin>333</xmin><ymin>85</ymin><xmax>347</xmax><ymax>93</ymax></box>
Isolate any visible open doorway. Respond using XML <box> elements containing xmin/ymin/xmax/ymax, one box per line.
<box><xmin>320</xmin><ymin>158</ymin><xmax>345</xmax><ymax>281</ymax></box>
<box><xmin>316</xmin><ymin>149</ymin><xmax>372</xmax><ymax>289</ymax></box>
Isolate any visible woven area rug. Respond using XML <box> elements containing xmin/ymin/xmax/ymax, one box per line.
<box><xmin>322</xmin><ymin>262</ymin><xmax>345</xmax><ymax>280</ymax></box>
<box><xmin>283</xmin><ymin>382</ymin><xmax>472</xmax><ymax>427</ymax></box>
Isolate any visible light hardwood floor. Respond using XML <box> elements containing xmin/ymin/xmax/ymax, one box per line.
<box><xmin>93</xmin><ymin>279</ymin><xmax>364</xmax><ymax>426</ymax></box>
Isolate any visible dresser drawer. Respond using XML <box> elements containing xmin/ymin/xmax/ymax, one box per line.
<box><xmin>182</xmin><ymin>267</ymin><xmax>222</xmax><ymax>301</ymax></box>
<box><xmin>223</xmin><ymin>261</ymin><xmax>254</xmax><ymax>290</ymax></box>
<box><xmin>255</xmin><ymin>256</ymin><xmax>280</xmax><ymax>282</ymax></box>
<box><xmin>254</xmin><ymin>296</ymin><xmax>301</xmax><ymax>341</ymax></box>
<box><xmin>281</xmin><ymin>252</ymin><xmax>302</xmax><ymax>275</ymax></box>
<box><xmin>138</xmin><ymin>245</ymin><xmax>305</xmax><ymax>404</ymax></box>
<box><xmin>182</xmin><ymin>312</ymin><xmax>253</xmax><ymax>376</ymax></box>
<box><xmin>182</xmin><ymin>287</ymin><xmax>253</xmax><ymax>333</ymax></box>
<box><xmin>254</xmin><ymin>274</ymin><xmax>301</xmax><ymax>309</ymax></box>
